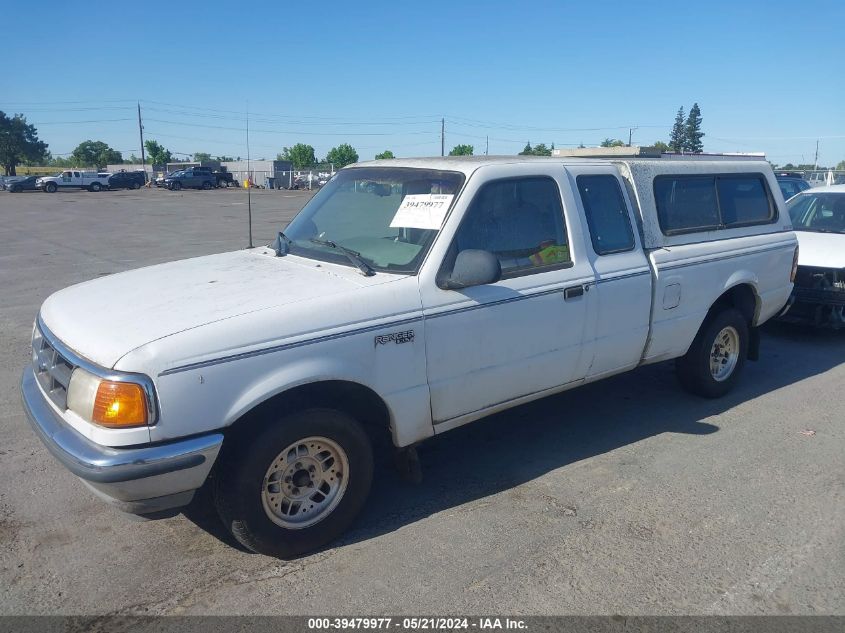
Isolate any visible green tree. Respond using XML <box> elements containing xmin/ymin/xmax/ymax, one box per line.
<box><xmin>375</xmin><ymin>150</ymin><xmax>395</xmax><ymax>160</ymax></box>
<box><xmin>835</xmin><ymin>160</ymin><xmax>845</xmax><ymax>171</ymax></box>
<box><xmin>684</xmin><ymin>103</ymin><xmax>704</xmax><ymax>153</ymax></box>
<box><xmin>325</xmin><ymin>143</ymin><xmax>359</xmax><ymax>168</ymax></box>
<box><xmin>519</xmin><ymin>142</ymin><xmax>533</xmax><ymax>155</ymax></box>
<box><xmin>600</xmin><ymin>138</ymin><xmax>625</xmax><ymax>147</ymax></box>
<box><xmin>652</xmin><ymin>141</ymin><xmax>671</xmax><ymax>152</ymax></box>
<box><xmin>193</xmin><ymin>152</ymin><xmax>212</xmax><ymax>163</ymax></box>
<box><xmin>216</xmin><ymin>155</ymin><xmax>234</xmax><ymax>162</ymax></box>
<box><xmin>0</xmin><ymin>112</ymin><xmax>49</xmax><ymax>175</ymax></box>
<box><xmin>669</xmin><ymin>107</ymin><xmax>686</xmax><ymax>153</ymax></box>
<box><xmin>144</xmin><ymin>140</ymin><xmax>172</xmax><ymax>166</ymax></box>
<box><xmin>449</xmin><ymin>144</ymin><xmax>474</xmax><ymax>156</ymax></box>
<box><xmin>70</xmin><ymin>140</ymin><xmax>122</xmax><ymax>168</ymax></box>
<box><xmin>278</xmin><ymin>144</ymin><xmax>316</xmax><ymax>169</ymax></box>
<box><xmin>532</xmin><ymin>143</ymin><xmax>552</xmax><ymax>156</ymax></box>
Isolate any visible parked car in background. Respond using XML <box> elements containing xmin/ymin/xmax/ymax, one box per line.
<box><xmin>1</xmin><ymin>176</ymin><xmax>29</xmax><ymax>191</ymax></box>
<box><xmin>776</xmin><ymin>174</ymin><xmax>811</xmax><ymax>200</ymax></box>
<box><xmin>5</xmin><ymin>175</ymin><xmax>40</xmax><ymax>193</ymax></box>
<box><xmin>36</xmin><ymin>170</ymin><xmax>111</xmax><ymax>193</ymax></box>
<box><xmin>781</xmin><ymin>185</ymin><xmax>845</xmax><ymax>328</ymax></box>
<box><xmin>164</xmin><ymin>169</ymin><xmax>216</xmax><ymax>190</ymax></box>
<box><xmin>181</xmin><ymin>166</ymin><xmax>235</xmax><ymax>188</ymax></box>
<box><xmin>108</xmin><ymin>171</ymin><xmax>147</xmax><ymax>190</ymax></box>
<box><xmin>155</xmin><ymin>171</ymin><xmax>182</xmax><ymax>187</ymax></box>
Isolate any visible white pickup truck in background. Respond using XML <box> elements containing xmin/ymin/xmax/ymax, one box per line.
<box><xmin>36</xmin><ymin>170</ymin><xmax>111</xmax><ymax>192</ymax></box>
<box><xmin>21</xmin><ymin>154</ymin><xmax>798</xmax><ymax>557</ymax></box>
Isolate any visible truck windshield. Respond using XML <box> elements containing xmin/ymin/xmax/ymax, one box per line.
<box><xmin>283</xmin><ymin>167</ymin><xmax>465</xmax><ymax>274</ymax></box>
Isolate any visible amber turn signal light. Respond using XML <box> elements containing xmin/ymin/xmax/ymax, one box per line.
<box><xmin>92</xmin><ymin>381</ymin><xmax>148</xmax><ymax>427</ymax></box>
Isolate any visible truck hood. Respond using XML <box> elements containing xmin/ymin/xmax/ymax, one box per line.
<box><xmin>39</xmin><ymin>248</ymin><xmax>396</xmax><ymax>368</ymax></box>
<box><xmin>795</xmin><ymin>231</ymin><xmax>845</xmax><ymax>268</ymax></box>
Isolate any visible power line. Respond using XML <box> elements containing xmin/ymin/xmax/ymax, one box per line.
<box><xmin>32</xmin><ymin>118</ymin><xmax>134</xmax><ymax>125</ymax></box>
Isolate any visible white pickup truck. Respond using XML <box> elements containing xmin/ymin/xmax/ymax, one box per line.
<box><xmin>21</xmin><ymin>155</ymin><xmax>798</xmax><ymax>557</ymax></box>
<box><xmin>36</xmin><ymin>169</ymin><xmax>111</xmax><ymax>192</ymax></box>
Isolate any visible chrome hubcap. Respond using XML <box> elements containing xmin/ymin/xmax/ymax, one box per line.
<box><xmin>710</xmin><ymin>326</ymin><xmax>739</xmax><ymax>381</ymax></box>
<box><xmin>261</xmin><ymin>436</ymin><xmax>349</xmax><ymax>529</ymax></box>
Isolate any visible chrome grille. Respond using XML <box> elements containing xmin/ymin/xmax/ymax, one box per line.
<box><xmin>31</xmin><ymin>325</ymin><xmax>75</xmax><ymax>410</ymax></box>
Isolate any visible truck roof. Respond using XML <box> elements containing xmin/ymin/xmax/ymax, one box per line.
<box><xmin>352</xmin><ymin>154</ymin><xmax>772</xmax><ymax>177</ymax></box>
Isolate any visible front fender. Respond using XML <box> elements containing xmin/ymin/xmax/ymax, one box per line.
<box><xmin>223</xmin><ymin>355</ymin><xmax>375</xmax><ymax>426</ymax></box>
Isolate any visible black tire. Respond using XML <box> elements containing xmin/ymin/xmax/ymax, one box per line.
<box><xmin>172</xmin><ymin>181</ymin><xmax>182</xmax><ymax>191</ymax></box>
<box><xmin>90</xmin><ymin>182</ymin><xmax>102</xmax><ymax>192</ymax></box>
<box><xmin>132</xmin><ymin>181</ymin><xmax>141</xmax><ymax>190</ymax></box>
<box><xmin>10</xmin><ymin>185</ymin><xmax>20</xmax><ymax>193</ymax></box>
<box><xmin>217</xmin><ymin>179</ymin><xmax>227</xmax><ymax>188</ymax></box>
<box><xmin>676</xmin><ymin>307</ymin><xmax>749</xmax><ymax>398</ymax></box>
<box><xmin>213</xmin><ymin>408</ymin><xmax>373</xmax><ymax>558</ymax></box>
<box><xmin>202</xmin><ymin>181</ymin><xmax>213</xmax><ymax>190</ymax></box>
<box><xmin>45</xmin><ymin>182</ymin><xmax>57</xmax><ymax>193</ymax></box>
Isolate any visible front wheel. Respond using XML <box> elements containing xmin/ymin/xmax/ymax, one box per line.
<box><xmin>202</xmin><ymin>181</ymin><xmax>213</xmax><ymax>190</ymax></box>
<box><xmin>132</xmin><ymin>181</ymin><xmax>141</xmax><ymax>190</ymax></box>
<box><xmin>45</xmin><ymin>182</ymin><xmax>57</xmax><ymax>193</ymax></box>
<box><xmin>171</xmin><ymin>181</ymin><xmax>182</xmax><ymax>191</ymax></box>
<box><xmin>676</xmin><ymin>308</ymin><xmax>748</xmax><ymax>398</ymax></box>
<box><xmin>213</xmin><ymin>408</ymin><xmax>373</xmax><ymax>558</ymax></box>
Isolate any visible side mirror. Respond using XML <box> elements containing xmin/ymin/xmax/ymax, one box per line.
<box><xmin>442</xmin><ymin>249</ymin><xmax>501</xmax><ymax>290</ymax></box>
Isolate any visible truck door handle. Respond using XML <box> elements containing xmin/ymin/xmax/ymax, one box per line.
<box><xmin>563</xmin><ymin>285</ymin><xmax>584</xmax><ymax>300</ymax></box>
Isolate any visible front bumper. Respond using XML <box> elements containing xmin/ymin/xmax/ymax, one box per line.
<box><xmin>779</xmin><ymin>287</ymin><xmax>845</xmax><ymax>329</ymax></box>
<box><xmin>21</xmin><ymin>366</ymin><xmax>223</xmax><ymax>514</ymax></box>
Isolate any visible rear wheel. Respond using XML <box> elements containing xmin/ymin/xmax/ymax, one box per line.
<box><xmin>89</xmin><ymin>182</ymin><xmax>102</xmax><ymax>192</ymax></box>
<box><xmin>10</xmin><ymin>185</ymin><xmax>20</xmax><ymax>193</ymax></box>
<box><xmin>132</xmin><ymin>181</ymin><xmax>141</xmax><ymax>190</ymax></box>
<box><xmin>202</xmin><ymin>181</ymin><xmax>213</xmax><ymax>190</ymax></box>
<box><xmin>676</xmin><ymin>308</ymin><xmax>748</xmax><ymax>398</ymax></box>
<box><xmin>45</xmin><ymin>182</ymin><xmax>57</xmax><ymax>193</ymax></box>
<box><xmin>213</xmin><ymin>408</ymin><xmax>373</xmax><ymax>558</ymax></box>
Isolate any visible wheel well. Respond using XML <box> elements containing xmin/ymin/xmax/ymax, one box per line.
<box><xmin>227</xmin><ymin>380</ymin><xmax>395</xmax><ymax>450</ymax></box>
<box><xmin>706</xmin><ymin>283</ymin><xmax>760</xmax><ymax>360</ymax></box>
<box><xmin>709</xmin><ymin>284</ymin><xmax>758</xmax><ymax>325</ymax></box>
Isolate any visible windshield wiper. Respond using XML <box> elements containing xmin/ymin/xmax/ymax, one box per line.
<box><xmin>309</xmin><ymin>238</ymin><xmax>375</xmax><ymax>276</ymax></box>
<box><xmin>271</xmin><ymin>231</ymin><xmax>293</xmax><ymax>256</ymax></box>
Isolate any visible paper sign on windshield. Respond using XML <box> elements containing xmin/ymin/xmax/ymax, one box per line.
<box><xmin>389</xmin><ymin>194</ymin><xmax>454</xmax><ymax>230</ymax></box>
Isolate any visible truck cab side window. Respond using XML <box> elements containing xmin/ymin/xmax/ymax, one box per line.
<box><xmin>453</xmin><ymin>177</ymin><xmax>570</xmax><ymax>276</ymax></box>
<box><xmin>577</xmin><ymin>175</ymin><xmax>635</xmax><ymax>255</ymax></box>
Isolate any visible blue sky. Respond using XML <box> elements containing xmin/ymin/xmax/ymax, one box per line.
<box><xmin>3</xmin><ymin>0</ymin><xmax>844</xmax><ymax>166</ymax></box>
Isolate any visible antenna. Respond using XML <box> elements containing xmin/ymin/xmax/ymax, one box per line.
<box><xmin>246</xmin><ymin>101</ymin><xmax>253</xmax><ymax>249</ymax></box>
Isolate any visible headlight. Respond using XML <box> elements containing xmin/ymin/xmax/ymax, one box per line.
<box><xmin>67</xmin><ymin>367</ymin><xmax>149</xmax><ymax>428</ymax></box>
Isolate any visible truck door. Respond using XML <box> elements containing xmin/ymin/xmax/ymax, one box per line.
<box><xmin>419</xmin><ymin>166</ymin><xmax>596</xmax><ymax>424</ymax></box>
<box><xmin>564</xmin><ymin>166</ymin><xmax>652</xmax><ymax>378</ymax></box>
<box><xmin>72</xmin><ymin>171</ymin><xmax>81</xmax><ymax>186</ymax></box>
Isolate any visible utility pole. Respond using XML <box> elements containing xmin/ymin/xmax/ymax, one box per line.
<box><xmin>486</xmin><ymin>135</ymin><xmax>489</xmax><ymax>156</ymax></box>
<box><xmin>246</xmin><ymin>102</ymin><xmax>253</xmax><ymax>249</ymax></box>
<box><xmin>441</xmin><ymin>118</ymin><xmax>445</xmax><ymax>157</ymax></box>
<box><xmin>628</xmin><ymin>126</ymin><xmax>638</xmax><ymax>147</ymax></box>
<box><xmin>137</xmin><ymin>102</ymin><xmax>147</xmax><ymax>182</ymax></box>
<box><xmin>813</xmin><ymin>139</ymin><xmax>819</xmax><ymax>171</ymax></box>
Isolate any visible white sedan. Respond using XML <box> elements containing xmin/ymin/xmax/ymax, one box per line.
<box><xmin>783</xmin><ymin>185</ymin><xmax>845</xmax><ymax>328</ymax></box>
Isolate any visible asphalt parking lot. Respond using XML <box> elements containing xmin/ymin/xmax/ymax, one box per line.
<box><xmin>0</xmin><ymin>187</ymin><xmax>842</xmax><ymax>616</ymax></box>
